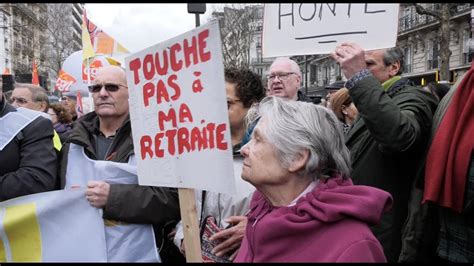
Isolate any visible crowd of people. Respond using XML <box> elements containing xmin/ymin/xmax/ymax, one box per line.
<box><xmin>0</xmin><ymin>42</ymin><xmax>472</xmax><ymax>262</ymax></box>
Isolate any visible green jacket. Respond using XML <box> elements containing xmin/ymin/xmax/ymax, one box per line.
<box><xmin>346</xmin><ymin>75</ymin><xmax>438</xmax><ymax>262</ymax></box>
<box><xmin>58</xmin><ymin>111</ymin><xmax>181</xmax><ymax>253</ymax></box>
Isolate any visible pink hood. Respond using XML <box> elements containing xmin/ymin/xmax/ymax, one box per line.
<box><xmin>235</xmin><ymin>176</ymin><xmax>393</xmax><ymax>262</ymax></box>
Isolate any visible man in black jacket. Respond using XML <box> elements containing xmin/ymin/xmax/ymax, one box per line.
<box><xmin>331</xmin><ymin>43</ymin><xmax>438</xmax><ymax>262</ymax></box>
<box><xmin>0</xmin><ymin>77</ymin><xmax>57</xmax><ymax>201</ymax></box>
<box><xmin>58</xmin><ymin>66</ymin><xmax>181</xmax><ymax>262</ymax></box>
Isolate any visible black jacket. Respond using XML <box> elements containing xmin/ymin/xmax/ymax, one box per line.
<box><xmin>0</xmin><ymin>96</ymin><xmax>58</xmax><ymax>201</ymax></box>
<box><xmin>346</xmin><ymin>76</ymin><xmax>438</xmax><ymax>262</ymax></box>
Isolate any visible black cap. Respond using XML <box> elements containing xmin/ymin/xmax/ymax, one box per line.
<box><xmin>325</xmin><ymin>81</ymin><xmax>346</xmax><ymax>90</ymax></box>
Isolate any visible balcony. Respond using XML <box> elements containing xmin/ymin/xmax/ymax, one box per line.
<box><xmin>399</xmin><ymin>4</ymin><xmax>472</xmax><ymax>34</ymax></box>
<box><xmin>399</xmin><ymin>13</ymin><xmax>437</xmax><ymax>33</ymax></box>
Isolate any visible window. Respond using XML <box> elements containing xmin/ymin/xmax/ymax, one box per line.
<box><xmin>257</xmin><ymin>7</ymin><xmax>264</xmax><ymax>19</ymax></box>
<box><xmin>404</xmin><ymin>46</ymin><xmax>412</xmax><ymax>73</ymax></box>
<box><xmin>323</xmin><ymin>65</ymin><xmax>330</xmax><ymax>85</ymax></box>
<box><xmin>310</xmin><ymin>64</ymin><xmax>317</xmax><ymax>83</ymax></box>
<box><xmin>334</xmin><ymin>63</ymin><xmax>342</xmax><ymax>80</ymax></box>
<box><xmin>428</xmin><ymin>39</ymin><xmax>439</xmax><ymax>70</ymax></box>
<box><xmin>462</xmin><ymin>29</ymin><xmax>473</xmax><ymax>65</ymax></box>
<box><xmin>402</xmin><ymin>7</ymin><xmax>413</xmax><ymax>31</ymax></box>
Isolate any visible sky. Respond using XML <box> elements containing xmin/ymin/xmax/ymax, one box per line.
<box><xmin>85</xmin><ymin>4</ymin><xmax>220</xmax><ymax>54</ymax></box>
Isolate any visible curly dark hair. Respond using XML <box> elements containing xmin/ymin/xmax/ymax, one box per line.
<box><xmin>49</xmin><ymin>103</ymin><xmax>73</xmax><ymax>124</ymax></box>
<box><xmin>225</xmin><ymin>68</ymin><xmax>265</xmax><ymax>108</ymax></box>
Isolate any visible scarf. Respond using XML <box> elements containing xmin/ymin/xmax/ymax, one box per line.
<box><xmin>382</xmin><ymin>76</ymin><xmax>402</xmax><ymax>91</ymax></box>
<box><xmin>423</xmin><ymin>62</ymin><xmax>474</xmax><ymax>213</ymax></box>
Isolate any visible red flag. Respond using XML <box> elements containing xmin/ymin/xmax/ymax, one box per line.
<box><xmin>32</xmin><ymin>60</ymin><xmax>40</xmax><ymax>85</ymax></box>
<box><xmin>76</xmin><ymin>91</ymin><xmax>85</xmax><ymax>118</ymax></box>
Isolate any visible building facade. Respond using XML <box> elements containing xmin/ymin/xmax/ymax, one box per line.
<box><xmin>0</xmin><ymin>3</ymin><xmax>82</xmax><ymax>91</ymax></box>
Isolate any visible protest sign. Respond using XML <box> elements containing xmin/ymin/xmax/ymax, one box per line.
<box><xmin>263</xmin><ymin>3</ymin><xmax>400</xmax><ymax>57</ymax></box>
<box><xmin>125</xmin><ymin>19</ymin><xmax>235</xmax><ymax>195</ymax></box>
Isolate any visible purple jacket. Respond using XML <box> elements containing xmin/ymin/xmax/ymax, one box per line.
<box><xmin>235</xmin><ymin>176</ymin><xmax>392</xmax><ymax>262</ymax></box>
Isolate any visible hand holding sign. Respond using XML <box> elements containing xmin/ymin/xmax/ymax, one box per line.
<box><xmin>331</xmin><ymin>42</ymin><xmax>367</xmax><ymax>80</ymax></box>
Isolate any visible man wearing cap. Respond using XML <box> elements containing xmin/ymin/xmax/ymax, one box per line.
<box><xmin>324</xmin><ymin>80</ymin><xmax>346</xmax><ymax>108</ymax></box>
<box><xmin>331</xmin><ymin>43</ymin><xmax>438</xmax><ymax>262</ymax></box>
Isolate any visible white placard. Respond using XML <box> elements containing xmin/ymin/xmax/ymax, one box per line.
<box><xmin>263</xmin><ymin>3</ymin><xmax>400</xmax><ymax>57</ymax></box>
<box><xmin>125</xmin><ymin>20</ymin><xmax>235</xmax><ymax>195</ymax></box>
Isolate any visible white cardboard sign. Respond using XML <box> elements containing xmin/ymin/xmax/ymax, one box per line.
<box><xmin>125</xmin><ymin>20</ymin><xmax>235</xmax><ymax>194</ymax></box>
<box><xmin>263</xmin><ymin>3</ymin><xmax>400</xmax><ymax>57</ymax></box>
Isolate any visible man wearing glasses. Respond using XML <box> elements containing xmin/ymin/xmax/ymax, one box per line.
<box><xmin>0</xmin><ymin>77</ymin><xmax>58</xmax><ymax>201</ymax></box>
<box><xmin>58</xmin><ymin>65</ymin><xmax>180</xmax><ymax>262</ymax></box>
<box><xmin>10</xmin><ymin>83</ymin><xmax>62</xmax><ymax>151</ymax></box>
<box><xmin>266</xmin><ymin>57</ymin><xmax>304</xmax><ymax>101</ymax></box>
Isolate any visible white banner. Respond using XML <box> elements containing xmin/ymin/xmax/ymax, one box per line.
<box><xmin>0</xmin><ymin>189</ymin><xmax>107</xmax><ymax>262</ymax></box>
<box><xmin>125</xmin><ymin>19</ymin><xmax>235</xmax><ymax>195</ymax></box>
<box><xmin>263</xmin><ymin>3</ymin><xmax>400</xmax><ymax>57</ymax></box>
<box><xmin>64</xmin><ymin>143</ymin><xmax>160</xmax><ymax>262</ymax></box>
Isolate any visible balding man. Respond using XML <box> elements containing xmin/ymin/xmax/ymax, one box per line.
<box><xmin>58</xmin><ymin>66</ymin><xmax>181</xmax><ymax>262</ymax></box>
<box><xmin>266</xmin><ymin>57</ymin><xmax>305</xmax><ymax>101</ymax></box>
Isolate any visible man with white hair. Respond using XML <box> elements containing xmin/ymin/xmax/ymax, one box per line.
<box><xmin>266</xmin><ymin>57</ymin><xmax>304</xmax><ymax>101</ymax></box>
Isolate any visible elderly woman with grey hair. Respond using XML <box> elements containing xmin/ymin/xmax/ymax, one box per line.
<box><xmin>234</xmin><ymin>96</ymin><xmax>392</xmax><ymax>262</ymax></box>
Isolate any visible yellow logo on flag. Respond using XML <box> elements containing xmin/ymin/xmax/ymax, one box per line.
<box><xmin>0</xmin><ymin>203</ymin><xmax>42</xmax><ymax>262</ymax></box>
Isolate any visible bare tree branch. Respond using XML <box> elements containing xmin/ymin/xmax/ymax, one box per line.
<box><xmin>412</xmin><ymin>4</ymin><xmax>440</xmax><ymax>20</ymax></box>
<box><xmin>212</xmin><ymin>4</ymin><xmax>260</xmax><ymax>69</ymax></box>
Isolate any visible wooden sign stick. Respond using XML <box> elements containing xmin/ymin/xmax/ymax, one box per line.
<box><xmin>178</xmin><ymin>188</ymin><xmax>202</xmax><ymax>262</ymax></box>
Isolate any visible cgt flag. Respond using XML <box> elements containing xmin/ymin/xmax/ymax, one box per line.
<box><xmin>32</xmin><ymin>60</ymin><xmax>39</xmax><ymax>85</ymax></box>
<box><xmin>0</xmin><ymin>189</ymin><xmax>107</xmax><ymax>262</ymax></box>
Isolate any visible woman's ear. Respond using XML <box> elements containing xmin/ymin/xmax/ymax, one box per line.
<box><xmin>289</xmin><ymin>149</ymin><xmax>309</xmax><ymax>173</ymax></box>
<box><xmin>341</xmin><ymin>105</ymin><xmax>348</xmax><ymax>116</ymax></box>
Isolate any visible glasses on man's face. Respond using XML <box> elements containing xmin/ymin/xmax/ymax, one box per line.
<box><xmin>88</xmin><ymin>83</ymin><xmax>127</xmax><ymax>93</ymax></box>
<box><xmin>266</xmin><ymin>72</ymin><xmax>296</xmax><ymax>82</ymax></box>
<box><xmin>9</xmin><ymin>97</ymin><xmax>29</xmax><ymax>105</ymax></box>
<box><xmin>227</xmin><ymin>99</ymin><xmax>241</xmax><ymax>109</ymax></box>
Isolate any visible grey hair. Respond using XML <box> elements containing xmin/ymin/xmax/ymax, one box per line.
<box><xmin>270</xmin><ymin>57</ymin><xmax>302</xmax><ymax>77</ymax></box>
<box><xmin>247</xmin><ymin>96</ymin><xmax>352</xmax><ymax>180</ymax></box>
<box><xmin>383</xmin><ymin>47</ymin><xmax>404</xmax><ymax>75</ymax></box>
<box><xmin>14</xmin><ymin>83</ymin><xmax>49</xmax><ymax>111</ymax></box>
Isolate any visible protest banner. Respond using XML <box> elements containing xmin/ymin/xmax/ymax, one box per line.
<box><xmin>263</xmin><ymin>3</ymin><xmax>400</xmax><ymax>57</ymax></box>
<box><xmin>0</xmin><ymin>189</ymin><xmax>107</xmax><ymax>262</ymax></box>
<box><xmin>125</xmin><ymin>19</ymin><xmax>234</xmax><ymax>262</ymax></box>
<box><xmin>64</xmin><ymin>143</ymin><xmax>160</xmax><ymax>262</ymax></box>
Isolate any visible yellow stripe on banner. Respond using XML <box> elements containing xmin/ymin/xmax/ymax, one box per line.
<box><xmin>4</xmin><ymin>203</ymin><xmax>42</xmax><ymax>262</ymax></box>
<box><xmin>0</xmin><ymin>235</ymin><xmax>6</xmax><ymax>262</ymax></box>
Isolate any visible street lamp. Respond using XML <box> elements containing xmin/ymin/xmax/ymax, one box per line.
<box><xmin>188</xmin><ymin>3</ymin><xmax>206</xmax><ymax>28</ymax></box>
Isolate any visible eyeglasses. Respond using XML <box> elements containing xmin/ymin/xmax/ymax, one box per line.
<box><xmin>88</xmin><ymin>83</ymin><xmax>127</xmax><ymax>93</ymax></box>
<box><xmin>9</xmin><ymin>97</ymin><xmax>29</xmax><ymax>105</ymax></box>
<box><xmin>227</xmin><ymin>99</ymin><xmax>241</xmax><ymax>109</ymax></box>
<box><xmin>266</xmin><ymin>72</ymin><xmax>296</xmax><ymax>82</ymax></box>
